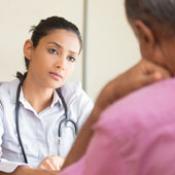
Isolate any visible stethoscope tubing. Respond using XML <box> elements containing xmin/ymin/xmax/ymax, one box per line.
<box><xmin>15</xmin><ymin>81</ymin><xmax>28</xmax><ymax>163</ymax></box>
<box><xmin>56</xmin><ymin>88</ymin><xmax>77</xmax><ymax>137</ymax></box>
<box><xmin>15</xmin><ymin>80</ymin><xmax>77</xmax><ymax>163</ymax></box>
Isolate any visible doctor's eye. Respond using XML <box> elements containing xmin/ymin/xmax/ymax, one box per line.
<box><xmin>48</xmin><ymin>48</ymin><xmax>58</xmax><ymax>55</ymax></box>
<box><xmin>67</xmin><ymin>56</ymin><xmax>76</xmax><ymax>63</ymax></box>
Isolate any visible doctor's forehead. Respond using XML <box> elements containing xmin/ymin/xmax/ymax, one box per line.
<box><xmin>38</xmin><ymin>29</ymin><xmax>81</xmax><ymax>54</ymax></box>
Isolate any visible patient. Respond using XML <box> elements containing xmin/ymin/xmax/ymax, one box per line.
<box><xmin>58</xmin><ymin>0</ymin><xmax>175</xmax><ymax>174</ymax></box>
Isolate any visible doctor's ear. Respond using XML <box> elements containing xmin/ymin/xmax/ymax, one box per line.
<box><xmin>132</xmin><ymin>20</ymin><xmax>156</xmax><ymax>59</ymax></box>
<box><xmin>23</xmin><ymin>39</ymin><xmax>33</xmax><ymax>61</ymax></box>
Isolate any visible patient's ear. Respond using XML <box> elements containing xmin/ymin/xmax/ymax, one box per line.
<box><xmin>132</xmin><ymin>20</ymin><xmax>156</xmax><ymax>59</ymax></box>
<box><xmin>23</xmin><ymin>39</ymin><xmax>33</xmax><ymax>61</ymax></box>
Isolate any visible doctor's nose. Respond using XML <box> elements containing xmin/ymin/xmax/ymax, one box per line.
<box><xmin>56</xmin><ymin>56</ymin><xmax>68</xmax><ymax>70</ymax></box>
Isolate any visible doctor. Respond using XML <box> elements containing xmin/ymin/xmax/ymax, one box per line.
<box><xmin>0</xmin><ymin>16</ymin><xmax>93</xmax><ymax>174</ymax></box>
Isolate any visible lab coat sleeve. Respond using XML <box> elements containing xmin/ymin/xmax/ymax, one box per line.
<box><xmin>0</xmin><ymin>103</ymin><xmax>27</xmax><ymax>173</ymax></box>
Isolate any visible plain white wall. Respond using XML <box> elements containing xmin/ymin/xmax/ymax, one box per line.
<box><xmin>0</xmin><ymin>0</ymin><xmax>83</xmax><ymax>81</ymax></box>
<box><xmin>86</xmin><ymin>0</ymin><xmax>140</xmax><ymax>99</ymax></box>
<box><xmin>0</xmin><ymin>0</ymin><xmax>140</xmax><ymax>99</ymax></box>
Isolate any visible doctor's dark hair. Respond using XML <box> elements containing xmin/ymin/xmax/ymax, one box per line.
<box><xmin>125</xmin><ymin>0</ymin><xmax>175</xmax><ymax>35</ymax></box>
<box><xmin>16</xmin><ymin>16</ymin><xmax>82</xmax><ymax>81</ymax></box>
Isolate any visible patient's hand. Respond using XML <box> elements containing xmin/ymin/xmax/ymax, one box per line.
<box><xmin>95</xmin><ymin>58</ymin><xmax>171</xmax><ymax>110</ymax></box>
<box><xmin>38</xmin><ymin>155</ymin><xmax>64</xmax><ymax>171</ymax></box>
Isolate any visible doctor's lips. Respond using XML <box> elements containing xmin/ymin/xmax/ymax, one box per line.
<box><xmin>49</xmin><ymin>72</ymin><xmax>63</xmax><ymax>81</ymax></box>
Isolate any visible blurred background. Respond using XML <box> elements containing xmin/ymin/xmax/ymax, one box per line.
<box><xmin>0</xmin><ymin>0</ymin><xmax>140</xmax><ymax>99</ymax></box>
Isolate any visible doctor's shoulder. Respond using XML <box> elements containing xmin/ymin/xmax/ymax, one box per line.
<box><xmin>61</xmin><ymin>81</ymin><xmax>93</xmax><ymax>108</ymax></box>
<box><xmin>0</xmin><ymin>79</ymin><xmax>19</xmax><ymax>104</ymax></box>
<box><xmin>61</xmin><ymin>81</ymin><xmax>94</xmax><ymax>123</ymax></box>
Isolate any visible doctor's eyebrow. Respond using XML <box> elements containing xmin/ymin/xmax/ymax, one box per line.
<box><xmin>47</xmin><ymin>41</ymin><xmax>78</xmax><ymax>55</ymax></box>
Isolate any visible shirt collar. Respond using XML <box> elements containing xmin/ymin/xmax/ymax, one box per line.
<box><xmin>50</xmin><ymin>90</ymin><xmax>62</xmax><ymax>107</ymax></box>
<box><xmin>19</xmin><ymin>89</ymin><xmax>33</xmax><ymax>111</ymax></box>
<box><xmin>10</xmin><ymin>80</ymin><xmax>63</xmax><ymax>110</ymax></box>
<box><xmin>18</xmin><ymin>88</ymin><xmax>62</xmax><ymax>109</ymax></box>
<box><xmin>11</xmin><ymin>79</ymin><xmax>63</xmax><ymax>108</ymax></box>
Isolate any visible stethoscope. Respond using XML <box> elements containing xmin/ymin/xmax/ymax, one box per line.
<box><xmin>15</xmin><ymin>79</ymin><xmax>77</xmax><ymax>163</ymax></box>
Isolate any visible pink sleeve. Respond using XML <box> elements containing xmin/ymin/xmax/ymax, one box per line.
<box><xmin>60</xmin><ymin>125</ymin><xmax>126</xmax><ymax>175</ymax></box>
<box><xmin>82</xmin><ymin>126</ymin><xmax>126</xmax><ymax>175</ymax></box>
<box><xmin>59</xmin><ymin>158</ymin><xmax>85</xmax><ymax>175</ymax></box>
